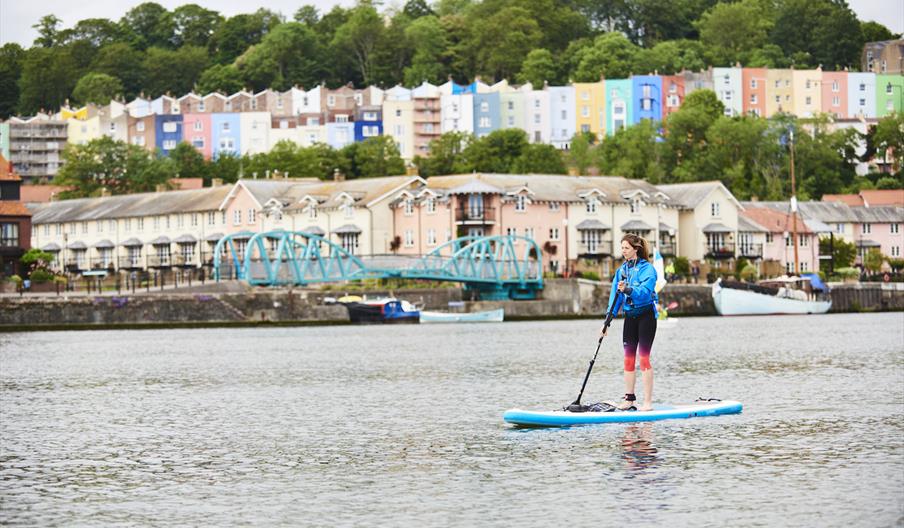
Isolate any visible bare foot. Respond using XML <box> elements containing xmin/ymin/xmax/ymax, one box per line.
<box><xmin>637</xmin><ymin>405</ymin><xmax>654</xmax><ymax>412</ymax></box>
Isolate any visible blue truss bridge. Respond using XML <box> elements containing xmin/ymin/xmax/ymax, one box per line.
<box><xmin>213</xmin><ymin>231</ymin><xmax>544</xmax><ymax>299</ymax></box>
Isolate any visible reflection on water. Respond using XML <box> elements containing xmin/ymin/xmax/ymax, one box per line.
<box><xmin>1</xmin><ymin>313</ymin><xmax>902</xmax><ymax>526</ymax></box>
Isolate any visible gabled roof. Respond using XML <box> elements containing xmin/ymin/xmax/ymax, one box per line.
<box><xmin>740</xmin><ymin>204</ymin><xmax>812</xmax><ymax>234</ymax></box>
<box><xmin>860</xmin><ymin>189</ymin><xmax>904</xmax><ymax>207</ymax></box>
<box><xmin>852</xmin><ymin>205</ymin><xmax>903</xmax><ymax>223</ymax></box>
<box><xmin>658</xmin><ymin>181</ymin><xmax>742</xmax><ymax>210</ymax></box>
<box><xmin>737</xmin><ymin>214</ymin><xmax>769</xmax><ymax>233</ymax></box>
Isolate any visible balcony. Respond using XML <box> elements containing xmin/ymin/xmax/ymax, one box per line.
<box><xmin>89</xmin><ymin>257</ymin><xmax>116</xmax><ymax>271</ymax></box>
<box><xmin>738</xmin><ymin>243</ymin><xmax>763</xmax><ymax>258</ymax></box>
<box><xmin>172</xmin><ymin>254</ymin><xmax>198</xmax><ymax>267</ymax></box>
<box><xmin>147</xmin><ymin>254</ymin><xmax>173</xmax><ymax>268</ymax></box>
<box><xmin>578</xmin><ymin>240</ymin><xmax>614</xmax><ymax>257</ymax></box>
<box><xmin>118</xmin><ymin>256</ymin><xmax>144</xmax><ymax>270</ymax></box>
<box><xmin>705</xmin><ymin>242</ymin><xmax>736</xmax><ymax>259</ymax></box>
<box><xmin>658</xmin><ymin>241</ymin><xmax>676</xmax><ymax>256</ymax></box>
<box><xmin>455</xmin><ymin>207</ymin><xmax>496</xmax><ymax>224</ymax></box>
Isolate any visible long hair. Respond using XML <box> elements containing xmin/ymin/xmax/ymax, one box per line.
<box><xmin>621</xmin><ymin>233</ymin><xmax>652</xmax><ymax>263</ymax></box>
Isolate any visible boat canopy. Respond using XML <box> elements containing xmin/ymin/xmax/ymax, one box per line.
<box><xmin>801</xmin><ymin>272</ymin><xmax>829</xmax><ymax>291</ymax></box>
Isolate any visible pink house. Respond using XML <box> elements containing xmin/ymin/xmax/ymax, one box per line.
<box><xmin>821</xmin><ymin>71</ymin><xmax>848</xmax><ymax>118</ymax></box>
<box><xmin>392</xmin><ymin>189</ymin><xmax>454</xmax><ymax>255</ymax></box>
<box><xmin>661</xmin><ymin>74</ymin><xmax>686</xmax><ymax>118</ymax></box>
<box><xmin>182</xmin><ymin>114</ymin><xmax>212</xmax><ymax>160</ymax></box>
<box><xmin>742</xmin><ymin>207</ymin><xmax>819</xmax><ymax>274</ymax></box>
<box><xmin>851</xmin><ymin>206</ymin><xmax>903</xmax><ymax>265</ymax></box>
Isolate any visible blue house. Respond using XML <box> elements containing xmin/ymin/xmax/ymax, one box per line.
<box><xmin>154</xmin><ymin>115</ymin><xmax>183</xmax><ymax>156</ymax></box>
<box><xmin>326</xmin><ymin>122</ymin><xmax>355</xmax><ymax>149</ymax></box>
<box><xmin>548</xmin><ymin>86</ymin><xmax>575</xmax><ymax>149</ymax></box>
<box><xmin>211</xmin><ymin>113</ymin><xmax>241</xmax><ymax>159</ymax></box>
<box><xmin>472</xmin><ymin>92</ymin><xmax>501</xmax><ymax>138</ymax></box>
<box><xmin>632</xmin><ymin>75</ymin><xmax>662</xmax><ymax>124</ymax></box>
<box><xmin>354</xmin><ymin>107</ymin><xmax>383</xmax><ymax>142</ymax></box>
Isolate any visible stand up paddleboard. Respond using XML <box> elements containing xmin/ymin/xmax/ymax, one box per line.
<box><xmin>503</xmin><ymin>400</ymin><xmax>743</xmax><ymax>427</ymax></box>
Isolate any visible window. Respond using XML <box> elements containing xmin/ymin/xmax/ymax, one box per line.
<box><xmin>586</xmin><ymin>199</ymin><xmax>598</xmax><ymax>214</ymax></box>
<box><xmin>163</xmin><ymin>140</ymin><xmax>176</xmax><ymax>150</ymax></box>
<box><xmin>219</xmin><ymin>138</ymin><xmax>234</xmax><ymax>151</ymax></box>
<box><xmin>887</xmin><ymin>83</ymin><xmax>893</xmax><ymax>95</ymax></box>
<box><xmin>163</xmin><ymin>121</ymin><xmax>177</xmax><ymax>133</ymax></box>
<box><xmin>308</xmin><ymin>117</ymin><xmax>320</xmax><ymax>126</ymax></box>
<box><xmin>641</xmin><ymin>98</ymin><xmax>651</xmax><ymax>110</ymax></box>
<box><xmin>560</xmin><ymin>110</ymin><xmax>567</xmax><ymax>120</ymax></box>
<box><xmin>207</xmin><ymin>212</ymin><xmax>215</xmax><ymax>225</ymax></box>
<box><xmin>44</xmin><ymin>224</ymin><xmax>49</xmax><ymax>236</ymax></box>
<box><xmin>806</xmin><ymin>80</ymin><xmax>811</xmax><ymax>89</ymax></box>
<box><xmin>860</xmin><ymin>83</ymin><xmax>866</xmax><ymax>91</ymax></box>
<box><xmin>480</xmin><ymin>101</ymin><xmax>489</xmax><ymax>112</ymax></box>
<box><xmin>81</xmin><ymin>221</ymin><xmax>88</xmax><ymax>234</ymax></box>
<box><xmin>668</xmin><ymin>94</ymin><xmax>679</xmax><ymax>107</ymax></box>
<box><xmin>192</xmin><ymin>137</ymin><xmax>204</xmax><ymax>149</ymax></box>
<box><xmin>860</xmin><ymin>98</ymin><xmax>866</xmax><ymax>106</ymax></box>
<box><xmin>833</xmin><ymin>96</ymin><xmax>840</xmax><ymax>106</ymax></box>
<box><xmin>344</xmin><ymin>204</ymin><xmax>353</xmax><ymax>219</ymax></box>
<box><xmin>630</xmin><ymin>199</ymin><xmax>642</xmax><ymax>214</ymax></box>
<box><xmin>751</xmin><ymin>79</ymin><xmax>758</xmax><ymax>89</ymax></box>
<box><xmin>479</xmin><ymin>117</ymin><xmax>491</xmax><ymax>128</ymax></box>
<box><xmin>327</xmin><ymin>95</ymin><xmax>335</xmax><ymax>106</ymax></box>
<box><xmin>307</xmin><ymin>205</ymin><xmax>317</xmax><ymax>219</ymax></box>
<box><xmin>549</xmin><ymin>227</ymin><xmax>560</xmax><ymax>240</ymax></box>
<box><xmin>891</xmin><ymin>223</ymin><xmax>899</xmax><ymax>234</ymax></box>
<box><xmin>534</xmin><ymin>114</ymin><xmax>541</xmax><ymax>124</ymax></box>
<box><xmin>765</xmin><ymin>232</ymin><xmax>773</xmax><ymax>244</ymax></box>
<box><xmin>193</xmin><ymin>120</ymin><xmax>203</xmax><ymax>131</ymax></box>
<box><xmin>56</xmin><ymin>223</ymin><xmax>62</xmax><ymax>235</ymax></box>
<box><xmin>224</xmin><ymin>102</ymin><xmax>232</xmax><ymax>111</ymax></box>
<box><xmin>832</xmin><ymin>81</ymin><xmax>839</xmax><ymax>92</ymax></box>
<box><xmin>404</xmin><ymin>229</ymin><xmax>414</xmax><ymax>247</ymax></box>
<box><xmin>805</xmin><ymin>96</ymin><xmax>812</xmax><ymax>105</ymax></box>
<box><xmin>136</xmin><ymin>121</ymin><xmax>145</xmax><ymax>132</ymax></box>
<box><xmin>506</xmin><ymin>227</ymin><xmax>517</xmax><ymax>238</ymax></box>
<box><xmin>515</xmin><ymin>195</ymin><xmax>527</xmax><ymax>212</ymax></box>
<box><xmin>234</xmin><ymin>210</ymin><xmax>241</xmax><ymax>225</ymax></box>
<box><xmin>426</xmin><ymin>228</ymin><xmax>436</xmax><ymax>246</ymax></box>
<box><xmin>862</xmin><ymin>223</ymin><xmax>871</xmax><ymax>234</ymax></box>
<box><xmin>775</xmin><ymin>95</ymin><xmax>781</xmax><ymax>103</ymax></box>
<box><xmin>836</xmin><ymin>223</ymin><xmax>844</xmax><ymax>233</ymax></box>
<box><xmin>801</xmin><ymin>236</ymin><xmax>808</xmax><ymax>247</ymax></box>
<box><xmin>248</xmin><ymin>209</ymin><xmax>256</xmax><ymax>224</ymax></box>
<box><xmin>891</xmin><ymin>246</ymin><xmax>901</xmax><ymax>257</ymax></box>
<box><xmin>404</xmin><ymin>199</ymin><xmax>414</xmax><ymax>215</ymax></box>
<box><xmin>425</xmin><ymin>123</ymin><xmax>434</xmax><ymax>133</ymax></box>
<box><xmin>549</xmin><ymin>202</ymin><xmax>559</xmax><ymax>212</ymax></box>
<box><xmin>507</xmin><ymin>101</ymin><xmax>514</xmax><ymax>110</ymax></box>
<box><xmin>336</xmin><ymin>115</ymin><xmax>349</xmax><ymax>123</ymax></box>
<box><xmin>525</xmin><ymin>227</ymin><xmax>534</xmax><ymax>240</ymax></box>
<box><xmin>425</xmin><ymin>198</ymin><xmax>436</xmax><ymax>214</ymax></box>
<box><xmin>395</xmin><ymin>109</ymin><xmax>402</xmax><ymax>117</ymax></box>
<box><xmin>534</xmin><ymin>99</ymin><xmax>540</xmax><ymax>108</ymax></box>
<box><xmin>222</xmin><ymin>121</ymin><xmax>230</xmax><ymax>132</ymax></box>
<box><xmin>785</xmin><ymin>235</ymin><xmax>793</xmax><ymax>247</ymax></box>
<box><xmin>198</xmin><ymin>101</ymin><xmax>205</xmax><ymax>111</ymax></box>
<box><xmin>0</xmin><ymin>222</ymin><xmax>19</xmax><ymax>246</ymax></box>
<box><xmin>508</xmin><ymin>116</ymin><xmax>515</xmax><ymax>126</ymax></box>
<box><xmin>711</xmin><ymin>202</ymin><xmax>720</xmax><ymax>217</ymax></box>
<box><xmin>153</xmin><ymin>216</ymin><xmax>160</xmax><ymax>230</ymax></box>
<box><xmin>137</xmin><ymin>218</ymin><xmax>144</xmax><ymax>231</ymax></box>
<box><xmin>774</xmin><ymin>80</ymin><xmax>780</xmax><ymax>88</ymax></box>
<box><xmin>750</xmin><ymin>94</ymin><xmax>758</xmax><ymax>104</ymax></box>
<box><xmin>581</xmin><ymin>106</ymin><xmax>590</xmax><ymax>118</ymax></box>
<box><xmin>191</xmin><ymin>213</ymin><xmax>198</xmax><ymax>226</ymax></box>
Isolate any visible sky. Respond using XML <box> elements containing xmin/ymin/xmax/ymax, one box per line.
<box><xmin>0</xmin><ymin>0</ymin><xmax>902</xmax><ymax>47</ymax></box>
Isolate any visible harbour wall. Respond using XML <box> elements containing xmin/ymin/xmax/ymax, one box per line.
<box><xmin>0</xmin><ymin>280</ymin><xmax>901</xmax><ymax>330</ymax></box>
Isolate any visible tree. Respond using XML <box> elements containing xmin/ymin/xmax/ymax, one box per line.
<box><xmin>54</xmin><ymin>136</ymin><xmax>172</xmax><ymax>197</ymax></box>
<box><xmin>566</xmin><ymin>132</ymin><xmax>597</xmax><ymax>174</ymax></box>
<box><xmin>513</xmin><ymin>144</ymin><xmax>567</xmax><ymax>174</ymax></box>
<box><xmin>63</xmin><ymin>18</ymin><xmax>126</xmax><ymax>48</ymax></box>
<box><xmin>864</xmin><ymin>248</ymin><xmax>885</xmax><ymax>274</ymax></box>
<box><xmin>353</xmin><ymin>136</ymin><xmax>406</xmax><ymax>178</ymax></box>
<box><xmin>461</xmin><ymin>129</ymin><xmax>529</xmax><ymax>173</ymax></box>
<box><xmin>209</xmin><ymin>10</ymin><xmax>282</xmax><ymax>65</ymax></box>
<box><xmin>236</xmin><ymin>22</ymin><xmax>323</xmax><ymax>91</ymax></box>
<box><xmin>0</xmin><ymin>44</ymin><xmax>24</xmax><ymax>119</ymax></box>
<box><xmin>819</xmin><ymin>236</ymin><xmax>856</xmax><ymax>273</ymax></box>
<box><xmin>32</xmin><ymin>15</ymin><xmax>63</xmax><ymax>47</ymax></box>
<box><xmin>90</xmin><ymin>43</ymin><xmax>146</xmax><ymax>99</ymax></box>
<box><xmin>873</xmin><ymin>113</ymin><xmax>904</xmax><ymax>175</ymax></box>
<box><xmin>471</xmin><ymin>7</ymin><xmax>542</xmax><ymax>81</ymax></box>
<box><xmin>169</xmin><ymin>142</ymin><xmax>209</xmax><ymax>181</ymax></box>
<box><xmin>415</xmin><ymin>132</ymin><xmax>471</xmax><ymax>176</ymax></box>
<box><xmin>142</xmin><ymin>46</ymin><xmax>208</xmax><ymax>96</ymax></box>
<box><xmin>331</xmin><ymin>4</ymin><xmax>384</xmax><ymax>85</ymax></box>
<box><xmin>696</xmin><ymin>0</ymin><xmax>772</xmax><ymax>66</ymax></box>
<box><xmin>404</xmin><ymin>0</ymin><xmax>434</xmax><ymax>19</ymax></box>
<box><xmin>196</xmin><ymin>64</ymin><xmax>243</xmax><ymax>95</ymax></box>
<box><xmin>876</xmin><ymin>177</ymin><xmax>902</xmax><ymax>190</ymax></box>
<box><xmin>596</xmin><ymin>119</ymin><xmax>665</xmax><ymax>181</ymax></box>
<box><xmin>294</xmin><ymin>5</ymin><xmax>320</xmax><ymax>26</ymax></box>
<box><xmin>72</xmin><ymin>73</ymin><xmax>124</xmax><ymax>105</ymax></box>
<box><xmin>771</xmin><ymin>0</ymin><xmax>862</xmax><ymax>69</ymax></box>
<box><xmin>403</xmin><ymin>16</ymin><xmax>448</xmax><ymax>85</ymax></box>
<box><xmin>860</xmin><ymin>21</ymin><xmax>899</xmax><ymax>43</ymax></box>
<box><xmin>571</xmin><ymin>32</ymin><xmax>639</xmax><ymax>82</ymax></box>
<box><xmin>171</xmin><ymin>4</ymin><xmax>223</xmax><ymax>48</ymax></box>
<box><xmin>209</xmin><ymin>152</ymin><xmax>243</xmax><ymax>183</ymax></box>
<box><xmin>518</xmin><ymin>49</ymin><xmax>557</xmax><ymax>88</ymax></box>
<box><xmin>17</xmin><ymin>47</ymin><xmax>78</xmax><ymax>114</ymax></box>
<box><xmin>121</xmin><ymin>2</ymin><xmax>176</xmax><ymax>49</ymax></box>
<box><xmin>633</xmin><ymin>39</ymin><xmax>706</xmax><ymax>75</ymax></box>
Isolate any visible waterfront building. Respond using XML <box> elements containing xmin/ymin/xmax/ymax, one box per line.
<box><xmin>291</xmin><ymin>85</ymin><xmax>322</xmax><ymax>116</ymax></box>
<box><xmin>177</xmin><ymin>93</ymin><xmax>203</xmax><ymax>114</ymax></box>
<box><xmin>862</xmin><ymin>39</ymin><xmax>904</xmax><ymax>74</ymax></box>
<box><xmin>201</xmin><ymin>93</ymin><xmax>227</xmax><ymax>114</ymax></box>
<box><xmin>226</xmin><ymin>90</ymin><xmax>253</xmax><ymax>113</ymax></box>
<box><xmin>495</xmin><ymin>81</ymin><xmax>527</xmax><ymax>133</ymax></box>
<box><xmin>605</xmin><ymin>79</ymin><xmax>632</xmax><ymax>136</ymax></box>
<box><xmin>473</xmin><ymin>92</ymin><xmax>501</xmax><ymax>139</ymax></box>
<box><xmin>354</xmin><ymin>106</ymin><xmax>383</xmax><ymax>143</ymax></box>
<box><xmin>0</xmin><ymin>155</ymin><xmax>30</xmax><ymax>277</ymax></box>
<box><xmin>127</xmin><ymin>113</ymin><xmax>156</xmax><ymax>152</ymax></box>
<box><xmin>736</xmin><ymin>214</ymin><xmax>770</xmax><ymax>274</ymax></box>
<box><xmin>3</xmin><ymin>114</ymin><xmax>68</xmax><ymax>184</ymax></box>
<box><xmin>150</xmin><ymin>95</ymin><xmax>178</xmax><ymax>115</ymax></box>
<box><xmin>62</xmin><ymin>104</ymin><xmax>104</xmax><ymax>146</ymax></box>
<box><xmin>239</xmin><ymin>112</ymin><xmax>272</xmax><ymax>155</ymax></box>
<box><xmin>126</xmin><ymin>96</ymin><xmax>153</xmax><ymax>118</ymax></box>
<box><xmin>740</xmin><ymin>204</ymin><xmax>819</xmax><ymax>274</ymax></box>
<box><xmin>325</xmin><ymin>122</ymin><xmax>355</xmax><ymax>149</ymax></box>
<box><xmin>440</xmin><ymin>92</ymin><xmax>474</xmax><ymax>134</ymax></box>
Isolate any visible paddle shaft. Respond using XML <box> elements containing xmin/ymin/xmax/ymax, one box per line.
<box><xmin>570</xmin><ymin>310</ymin><xmax>616</xmax><ymax>407</ymax></box>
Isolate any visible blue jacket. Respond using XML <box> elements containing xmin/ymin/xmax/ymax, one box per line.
<box><xmin>605</xmin><ymin>258</ymin><xmax>658</xmax><ymax>319</ymax></box>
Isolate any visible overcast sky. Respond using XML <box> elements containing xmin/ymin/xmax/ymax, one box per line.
<box><xmin>1</xmin><ymin>0</ymin><xmax>901</xmax><ymax>47</ymax></box>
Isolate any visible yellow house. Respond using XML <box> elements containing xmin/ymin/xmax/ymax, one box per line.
<box><xmin>791</xmin><ymin>68</ymin><xmax>823</xmax><ymax>118</ymax></box>
<box><xmin>765</xmin><ymin>69</ymin><xmax>794</xmax><ymax>116</ymax></box>
<box><xmin>572</xmin><ymin>81</ymin><xmax>606</xmax><ymax>140</ymax></box>
<box><xmin>59</xmin><ymin>105</ymin><xmax>105</xmax><ymax>146</ymax></box>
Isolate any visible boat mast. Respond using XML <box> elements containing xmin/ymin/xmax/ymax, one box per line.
<box><xmin>789</xmin><ymin>129</ymin><xmax>800</xmax><ymax>275</ymax></box>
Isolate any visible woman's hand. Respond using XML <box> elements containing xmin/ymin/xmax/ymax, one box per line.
<box><xmin>617</xmin><ymin>280</ymin><xmax>627</xmax><ymax>292</ymax></box>
<box><xmin>600</xmin><ymin>325</ymin><xmax>608</xmax><ymax>337</ymax></box>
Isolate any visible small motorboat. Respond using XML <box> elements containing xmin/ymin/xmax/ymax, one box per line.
<box><xmin>419</xmin><ymin>308</ymin><xmax>504</xmax><ymax>324</ymax></box>
<box><xmin>712</xmin><ymin>276</ymin><xmax>831</xmax><ymax>316</ymax></box>
<box><xmin>341</xmin><ymin>298</ymin><xmax>420</xmax><ymax>324</ymax></box>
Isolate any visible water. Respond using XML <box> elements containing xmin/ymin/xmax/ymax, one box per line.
<box><xmin>1</xmin><ymin>313</ymin><xmax>903</xmax><ymax>527</ymax></box>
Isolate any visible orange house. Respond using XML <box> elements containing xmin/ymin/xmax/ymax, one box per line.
<box><xmin>742</xmin><ymin>68</ymin><xmax>768</xmax><ymax>117</ymax></box>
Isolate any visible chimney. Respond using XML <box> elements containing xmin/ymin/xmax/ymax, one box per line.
<box><xmin>333</xmin><ymin>168</ymin><xmax>345</xmax><ymax>182</ymax></box>
<box><xmin>211</xmin><ymin>178</ymin><xmax>223</xmax><ymax>187</ymax></box>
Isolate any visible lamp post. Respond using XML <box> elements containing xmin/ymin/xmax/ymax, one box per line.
<box><xmin>562</xmin><ymin>217</ymin><xmax>569</xmax><ymax>278</ymax></box>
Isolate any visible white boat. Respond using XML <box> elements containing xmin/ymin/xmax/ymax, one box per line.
<box><xmin>712</xmin><ymin>277</ymin><xmax>832</xmax><ymax>316</ymax></box>
<box><xmin>419</xmin><ymin>308</ymin><xmax>504</xmax><ymax>324</ymax></box>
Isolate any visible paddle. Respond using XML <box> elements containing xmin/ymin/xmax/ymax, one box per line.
<box><xmin>565</xmin><ymin>309</ymin><xmax>617</xmax><ymax>412</ymax></box>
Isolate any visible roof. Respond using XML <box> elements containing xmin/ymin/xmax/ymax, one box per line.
<box><xmin>737</xmin><ymin>215</ymin><xmax>768</xmax><ymax>233</ymax></box>
<box><xmin>621</xmin><ymin>219</ymin><xmax>655</xmax><ymax>231</ymax></box>
<box><xmin>0</xmin><ymin>154</ymin><xmax>21</xmax><ymax>181</ymax></box>
<box><xmin>575</xmin><ymin>219</ymin><xmax>610</xmax><ymax>230</ymax></box>
<box><xmin>851</xmin><ymin>205</ymin><xmax>904</xmax><ymax>223</ymax></box>
<box><xmin>174</xmin><ymin>234</ymin><xmax>197</xmax><ymax>243</ymax></box>
<box><xmin>658</xmin><ymin>181</ymin><xmax>743</xmax><ymax>210</ymax></box>
<box><xmin>94</xmin><ymin>239</ymin><xmax>115</xmax><ymax>248</ymax></box>
<box><xmin>121</xmin><ymin>237</ymin><xmax>143</xmax><ymax>246</ymax></box>
<box><xmin>301</xmin><ymin>225</ymin><xmax>326</xmax><ymax>236</ymax></box>
<box><xmin>747</xmin><ymin>200</ymin><xmax>859</xmax><ymax>223</ymax></box>
<box><xmin>821</xmin><ymin>193</ymin><xmax>864</xmax><ymax>206</ymax></box>
<box><xmin>702</xmin><ymin>222</ymin><xmax>734</xmax><ymax>233</ymax></box>
<box><xmin>29</xmin><ymin>186</ymin><xmax>233</xmax><ymax>224</ymax></box>
<box><xmin>20</xmin><ymin>185</ymin><xmax>70</xmax><ymax>203</ymax></box>
<box><xmin>860</xmin><ymin>190</ymin><xmax>904</xmax><ymax>207</ymax></box>
<box><xmin>67</xmin><ymin>240</ymin><xmax>87</xmax><ymax>250</ymax></box>
<box><xmin>41</xmin><ymin>242</ymin><xmax>61</xmax><ymax>251</ymax></box>
<box><xmin>333</xmin><ymin>224</ymin><xmax>362</xmax><ymax>234</ymax></box>
<box><xmin>0</xmin><ymin>202</ymin><xmax>32</xmax><ymax>216</ymax></box>
<box><xmin>739</xmin><ymin>205</ymin><xmax>812</xmax><ymax>234</ymax></box>
<box><xmin>857</xmin><ymin>239</ymin><xmax>882</xmax><ymax>247</ymax></box>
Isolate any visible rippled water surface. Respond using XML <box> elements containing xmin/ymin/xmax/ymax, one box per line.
<box><xmin>2</xmin><ymin>313</ymin><xmax>903</xmax><ymax>527</ymax></box>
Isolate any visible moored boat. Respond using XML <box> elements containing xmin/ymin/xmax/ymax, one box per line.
<box><xmin>419</xmin><ymin>308</ymin><xmax>504</xmax><ymax>324</ymax></box>
<box><xmin>341</xmin><ymin>298</ymin><xmax>420</xmax><ymax>324</ymax></box>
<box><xmin>712</xmin><ymin>276</ymin><xmax>831</xmax><ymax>316</ymax></box>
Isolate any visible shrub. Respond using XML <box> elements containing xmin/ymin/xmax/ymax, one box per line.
<box><xmin>739</xmin><ymin>265</ymin><xmax>758</xmax><ymax>282</ymax></box>
<box><xmin>582</xmin><ymin>271</ymin><xmax>601</xmax><ymax>281</ymax></box>
<box><xmin>833</xmin><ymin>267</ymin><xmax>860</xmax><ymax>280</ymax></box>
<box><xmin>8</xmin><ymin>274</ymin><xmax>22</xmax><ymax>284</ymax></box>
<box><xmin>29</xmin><ymin>269</ymin><xmax>54</xmax><ymax>283</ymax></box>
<box><xmin>673</xmin><ymin>257</ymin><xmax>690</xmax><ymax>276</ymax></box>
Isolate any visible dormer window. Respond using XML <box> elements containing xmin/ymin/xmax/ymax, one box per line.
<box><xmin>425</xmin><ymin>197</ymin><xmax>436</xmax><ymax>214</ymax></box>
<box><xmin>404</xmin><ymin>198</ymin><xmax>414</xmax><ymax>215</ymax></box>
<box><xmin>630</xmin><ymin>198</ymin><xmax>642</xmax><ymax>214</ymax></box>
<box><xmin>711</xmin><ymin>202</ymin><xmax>720</xmax><ymax>217</ymax></box>
<box><xmin>515</xmin><ymin>195</ymin><xmax>528</xmax><ymax>212</ymax></box>
<box><xmin>307</xmin><ymin>204</ymin><xmax>317</xmax><ymax>219</ymax></box>
<box><xmin>344</xmin><ymin>202</ymin><xmax>354</xmax><ymax>218</ymax></box>
<box><xmin>586</xmin><ymin>198</ymin><xmax>598</xmax><ymax>214</ymax></box>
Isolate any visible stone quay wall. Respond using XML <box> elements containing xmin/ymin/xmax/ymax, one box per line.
<box><xmin>0</xmin><ymin>280</ymin><xmax>900</xmax><ymax>330</ymax></box>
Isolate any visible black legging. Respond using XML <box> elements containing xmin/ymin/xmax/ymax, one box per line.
<box><xmin>623</xmin><ymin>307</ymin><xmax>657</xmax><ymax>372</ymax></box>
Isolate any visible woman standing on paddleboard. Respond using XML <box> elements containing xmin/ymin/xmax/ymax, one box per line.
<box><xmin>601</xmin><ymin>233</ymin><xmax>658</xmax><ymax>412</ymax></box>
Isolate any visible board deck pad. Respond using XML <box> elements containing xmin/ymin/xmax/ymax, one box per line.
<box><xmin>503</xmin><ymin>400</ymin><xmax>742</xmax><ymax>427</ymax></box>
